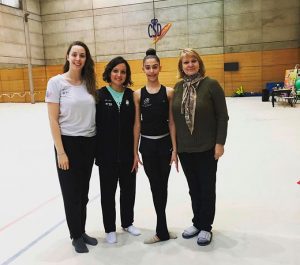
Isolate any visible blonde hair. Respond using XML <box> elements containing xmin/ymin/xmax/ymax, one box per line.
<box><xmin>177</xmin><ymin>48</ymin><xmax>206</xmax><ymax>78</ymax></box>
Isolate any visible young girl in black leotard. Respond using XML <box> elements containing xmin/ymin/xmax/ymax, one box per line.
<box><xmin>132</xmin><ymin>48</ymin><xmax>178</xmax><ymax>244</ymax></box>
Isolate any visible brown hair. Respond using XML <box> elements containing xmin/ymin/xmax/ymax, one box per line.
<box><xmin>177</xmin><ymin>48</ymin><xmax>206</xmax><ymax>78</ymax></box>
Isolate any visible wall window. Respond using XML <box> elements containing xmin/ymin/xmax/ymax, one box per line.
<box><xmin>0</xmin><ymin>0</ymin><xmax>21</xmax><ymax>9</ymax></box>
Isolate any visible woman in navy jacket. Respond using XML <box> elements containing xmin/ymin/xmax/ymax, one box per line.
<box><xmin>95</xmin><ymin>57</ymin><xmax>140</xmax><ymax>244</ymax></box>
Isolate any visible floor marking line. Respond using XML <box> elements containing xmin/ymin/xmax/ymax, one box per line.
<box><xmin>1</xmin><ymin>193</ymin><xmax>100</xmax><ymax>265</ymax></box>
<box><xmin>1</xmin><ymin>219</ymin><xmax>66</xmax><ymax>265</ymax></box>
<box><xmin>0</xmin><ymin>194</ymin><xmax>61</xmax><ymax>233</ymax></box>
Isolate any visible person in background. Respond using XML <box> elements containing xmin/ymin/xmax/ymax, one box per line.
<box><xmin>46</xmin><ymin>41</ymin><xmax>98</xmax><ymax>253</ymax></box>
<box><xmin>95</xmin><ymin>56</ymin><xmax>141</xmax><ymax>244</ymax></box>
<box><xmin>132</xmin><ymin>48</ymin><xmax>178</xmax><ymax>244</ymax></box>
<box><xmin>172</xmin><ymin>48</ymin><xmax>229</xmax><ymax>246</ymax></box>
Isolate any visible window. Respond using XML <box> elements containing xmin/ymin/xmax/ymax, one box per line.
<box><xmin>0</xmin><ymin>0</ymin><xmax>21</xmax><ymax>9</ymax></box>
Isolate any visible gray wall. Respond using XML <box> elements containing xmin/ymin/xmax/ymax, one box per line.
<box><xmin>41</xmin><ymin>0</ymin><xmax>299</xmax><ymax>64</ymax></box>
<box><xmin>1</xmin><ymin>0</ymin><xmax>299</xmax><ymax>66</ymax></box>
<box><xmin>0</xmin><ymin>0</ymin><xmax>44</xmax><ymax>67</ymax></box>
<box><xmin>224</xmin><ymin>0</ymin><xmax>300</xmax><ymax>53</ymax></box>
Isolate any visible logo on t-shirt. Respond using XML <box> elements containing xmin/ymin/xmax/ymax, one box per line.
<box><xmin>61</xmin><ymin>88</ymin><xmax>69</xmax><ymax>97</ymax></box>
<box><xmin>142</xmin><ymin>97</ymin><xmax>151</xmax><ymax>108</ymax></box>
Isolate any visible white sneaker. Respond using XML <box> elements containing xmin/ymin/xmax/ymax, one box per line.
<box><xmin>197</xmin><ymin>230</ymin><xmax>212</xmax><ymax>246</ymax></box>
<box><xmin>123</xmin><ymin>225</ymin><xmax>141</xmax><ymax>236</ymax></box>
<box><xmin>106</xmin><ymin>232</ymin><xmax>117</xmax><ymax>244</ymax></box>
<box><xmin>182</xmin><ymin>225</ymin><xmax>200</xmax><ymax>239</ymax></box>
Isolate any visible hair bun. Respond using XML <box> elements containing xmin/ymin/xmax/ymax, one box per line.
<box><xmin>146</xmin><ymin>48</ymin><xmax>156</xmax><ymax>56</ymax></box>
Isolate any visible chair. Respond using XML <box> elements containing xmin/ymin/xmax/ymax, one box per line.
<box><xmin>273</xmin><ymin>87</ymin><xmax>296</xmax><ymax>107</ymax></box>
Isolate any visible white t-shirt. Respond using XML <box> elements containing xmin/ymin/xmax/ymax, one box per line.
<box><xmin>45</xmin><ymin>74</ymin><xmax>96</xmax><ymax>137</ymax></box>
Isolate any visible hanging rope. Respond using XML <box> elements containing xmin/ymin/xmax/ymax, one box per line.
<box><xmin>152</xmin><ymin>0</ymin><xmax>155</xmax><ymax>19</ymax></box>
<box><xmin>152</xmin><ymin>0</ymin><xmax>157</xmax><ymax>49</ymax></box>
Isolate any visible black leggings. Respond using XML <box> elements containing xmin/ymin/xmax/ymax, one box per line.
<box><xmin>140</xmin><ymin>135</ymin><xmax>172</xmax><ymax>240</ymax></box>
<box><xmin>56</xmin><ymin>135</ymin><xmax>95</xmax><ymax>239</ymax></box>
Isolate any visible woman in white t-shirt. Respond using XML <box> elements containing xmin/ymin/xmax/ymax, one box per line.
<box><xmin>45</xmin><ymin>41</ymin><xmax>97</xmax><ymax>253</ymax></box>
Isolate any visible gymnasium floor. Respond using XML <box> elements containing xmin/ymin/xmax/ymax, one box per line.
<box><xmin>1</xmin><ymin>97</ymin><xmax>300</xmax><ymax>265</ymax></box>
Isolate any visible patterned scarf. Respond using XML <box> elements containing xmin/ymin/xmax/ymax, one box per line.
<box><xmin>181</xmin><ymin>73</ymin><xmax>205</xmax><ymax>134</ymax></box>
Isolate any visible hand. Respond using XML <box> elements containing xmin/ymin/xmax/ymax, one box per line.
<box><xmin>131</xmin><ymin>154</ymin><xmax>143</xmax><ymax>172</ymax></box>
<box><xmin>214</xmin><ymin>144</ymin><xmax>224</xmax><ymax>160</ymax></box>
<box><xmin>169</xmin><ymin>151</ymin><xmax>179</xmax><ymax>172</ymax></box>
<box><xmin>58</xmin><ymin>153</ymin><xmax>69</xmax><ymax>170</ymax></box>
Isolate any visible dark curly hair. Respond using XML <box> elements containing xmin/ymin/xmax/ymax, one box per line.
<box><xmin>63</xmin><ymin>41</ymin><xmax>97</xmax><ymax>99</ymax></box>
<box><xmin>102</xmin><ymin>56</ymin><xmax>133</xmax><ymax>87</ymax></box>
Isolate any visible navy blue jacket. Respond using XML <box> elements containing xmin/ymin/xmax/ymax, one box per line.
<box><xmin>95</xmin><ymin>86</ymin><xmax>135</xmax><ymax>166</ymax></box>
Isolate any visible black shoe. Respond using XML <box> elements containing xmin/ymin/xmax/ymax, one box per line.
<box><xmin>72</xmin><ymin>237</ymin><xmax>89</xmax><ymax>253</ymax></box>
<box><xmin>82</xmin><ymin>233</ymin><xmax>98</xmax><ymax>246</ymax></box>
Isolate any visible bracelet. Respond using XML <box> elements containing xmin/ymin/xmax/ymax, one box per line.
<box><xmin>57</xmin><ymin>152</ymin><xmax>65</xmax><ymax>156</ymax></box>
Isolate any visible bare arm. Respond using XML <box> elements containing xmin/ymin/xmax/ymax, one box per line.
<box><xmin>131</xmin><ymin>89</ymin><xmax>143</xmax><ymax>172</ymax></box>
<box><xmin>167</xmin><ymin>87</ymin><xmax>178</xmax><ymax>172</ymax></box>
<box><xmin>47</xmin><ymin>103</ymin><xmax>69</xmax><ymax>170</ymax></box>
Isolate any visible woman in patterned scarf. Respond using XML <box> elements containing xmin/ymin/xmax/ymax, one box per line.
<box><xmin>172</xmin><ymin>48</ymin><xmax>229</xmax><ymax>246</ymax></box>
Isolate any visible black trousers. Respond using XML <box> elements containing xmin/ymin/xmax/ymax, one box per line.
<box><xmin>178</xmin><ymin>149</ymin><xmax>218</xmax><ymax>232</ymax></box>
<box><xmin>98</xmin><ymin>162</ymin><xmax>136</xmax><ymax>233</ymax></box>
<box><xmin>56</xmin><ymin>135</ymin><xmax>96</xmax><ymax>239</ymax></box>
<box><xmin>140</xmin><ymin>135</ymin><xmax>172</xmax><ymax>240</ymax></box>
